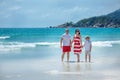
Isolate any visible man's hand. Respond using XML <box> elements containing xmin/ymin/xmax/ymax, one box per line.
<box><xmin>70</xmin><ymin>43</ymin><xmax>72</xmax><ymax>48</ymax></box>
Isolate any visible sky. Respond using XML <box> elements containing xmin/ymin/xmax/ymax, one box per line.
<box><xmin>0</xmin><ymin>0</ymin><xmax>120</xmax><ymax>28</ymax></box>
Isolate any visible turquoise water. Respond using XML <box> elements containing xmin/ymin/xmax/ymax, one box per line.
<box><xmin>0</xmin><ymin>28</ymin><xmax>120</xmax><ymax>80</ymax></box>
<box><xmin>0</xmin><ymin>28</ymin><xmax>120</xmax><ymax>60</ymax></box>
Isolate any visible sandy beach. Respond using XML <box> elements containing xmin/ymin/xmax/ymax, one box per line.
<box><xmin>0</xmin><ymin>57</ymin><xmax>120</xmax><ymax>80</ymax></box>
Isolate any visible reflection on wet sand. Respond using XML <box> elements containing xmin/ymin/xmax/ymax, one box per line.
<box><xmin>62</xmin><ymin>62</ymin><xmax>70</xmax><ymax>72</ymax></box>
<box><xmin>85</xmin><ymin>63</ymin><xmax>91</xmax><ymax>71</ymax></box>
<box><xmin>62</xmin><ymin>62</ymin><xmax>91</xmax><ymax>73</ymax></box>
<box><xmin>75</xmin><ymin>63</ymin><xmax>81</xmax><ymax>72</ymax></box>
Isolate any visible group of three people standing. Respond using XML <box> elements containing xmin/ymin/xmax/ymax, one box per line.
<box><xmin>60</xmin><ymin>29</ymin><xmax>92</xmax><ymax>62</ymax></box>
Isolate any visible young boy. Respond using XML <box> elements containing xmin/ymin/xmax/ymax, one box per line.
<box><xmin>60</xmin><ymin>29</ymin><xmax>72</xmax><ymax>62</ymax></box>
<box><xmin>83</xmin><ymin>36</ymin><xmax>92</xmax><ymax>62</ymax></box>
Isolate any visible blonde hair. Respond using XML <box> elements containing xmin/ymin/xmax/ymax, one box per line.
<box><xmin>85</xmin><ymin>36</ymin><xmax>90</xmax><ymax>39</ymax></box>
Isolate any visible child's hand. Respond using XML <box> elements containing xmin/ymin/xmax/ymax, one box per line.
<box><xmin>60</xmin><ymin>45</ymin><xmax>62</xmax><ymax>49</ymax></box>
<box><xmin>81</xmin><ymin>45</ymin><xmax>83</xmax><ymax>48</ymax></box>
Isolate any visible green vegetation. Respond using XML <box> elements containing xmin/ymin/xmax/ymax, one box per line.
<box><xmin>55</xmin><ymin>9</ymin><xmax>120</xmax><ymax>28</ymax></box>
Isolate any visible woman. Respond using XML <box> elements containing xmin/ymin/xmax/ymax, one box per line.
<box><xmin>72</xmin><ymin>29</ymin><xmax>82</xmax><ymax>62</ymax></box>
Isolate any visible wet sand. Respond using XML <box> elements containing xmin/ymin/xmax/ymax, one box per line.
<box><xmin>0</xmin><ymin>58</ymin><xmax>120</xmax><ymax>80</ymax></box>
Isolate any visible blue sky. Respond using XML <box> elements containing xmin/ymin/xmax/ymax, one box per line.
<box><xmin>0</xmin><ymin>0</ymin><xmax>120</xmax><ymax>28</ymax></box>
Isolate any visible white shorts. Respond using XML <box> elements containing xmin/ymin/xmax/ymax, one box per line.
<box><xmin>85</xmin><ymin>51</ymin><xmax>91</xmax><ymax>55</ymax></box>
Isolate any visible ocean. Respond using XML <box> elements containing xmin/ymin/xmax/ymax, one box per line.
<box><xmin>0</xmin><ymin>28</ymin><xmax>120</xmax><ymax>60</ymax></box>
<box><xmin>0</xmin><ymin>28</ymin><xmax>120</xmax><ymax>80</ymax></box>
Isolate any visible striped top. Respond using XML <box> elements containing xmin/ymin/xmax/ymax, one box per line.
<box><xmin>73</xmin><ymin>35</ymin><xmax>82</xmax><ymax>54</ymax></box>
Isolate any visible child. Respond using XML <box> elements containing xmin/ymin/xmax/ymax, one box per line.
<box><xmin>60</xmin><ymin>29</ymin><xmax>72</xmax><ymax>62</ymax></box>
<box><xmin>72</xmin><ymin>29</ymin><xmax>82</xmax><ymax>62</ymax></box>
<box><xmin>84</xmin><ymin>36</ymin><xmax>92</xmax><ymax>62</ymax></box>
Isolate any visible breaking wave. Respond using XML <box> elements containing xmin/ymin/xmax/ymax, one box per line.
<box><xmin>0</xmin><ymin>36</ymin><xmax>10</xmax><ymax>40</ymax></box>
<box><xmin>0</xmin><ymin>40</ymin><xmax>120</xmax><ymax>52</ymax></box>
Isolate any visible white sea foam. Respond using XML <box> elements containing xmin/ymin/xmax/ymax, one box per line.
<box><xmin>93</xmin><ymin>40</ymin><xmax>120</xmax><ymax>47</ymax></box>
<box><xmin>0</xmin><ymin>42</ymin><xmax>59</xmax><ymax>52</ymax></box>
<box><xmin>0</xmin><ymin>42</ymin><xmax>36</xmax><ymax>52</ymax></box>
<box><xmin>0</xmin><ymin>40</ymin><xmax>120</xmax><ymax>52</ymax></box>
<box><xmin>4</xmin><ymin>74</ymin><xmax>22</xmax><ymax>78</ymax></box>
<box><xmin>0</xmin><ymin>36</ymin><xmax>10</xmax><ymax>39</ymax></box>
<box><xmin>46</xmin><ymin>70</ymin><xmax>82</xmax><ymax>75</ymax></box>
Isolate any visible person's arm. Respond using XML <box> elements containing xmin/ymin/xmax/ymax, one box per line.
<box><xmin>80</xmin><ymin>35</ymin><xmax>83</xmax><ymax>48</ymax></box>
<box><xmin>70</xmin><ymin>35</ymin><xmax>74</xmax><ymax>47</ymax></box>
<box><xmin>71</xmin><ymin>35</ymin><xmax>75</xmax><ymax>44</ymax></box>
<box><xmin>60</xmin><ymin>37</ymin><xmax>63</xmax><ymax>48</ymax></box>
<box><xmin>83</xmin><ymin>41</ymin><xmax>86</xmax><ymax>48</ymax></box>
<box><xmin>81</xmin><ymin>36</ymin><xmax>82</xmax><ymax>45</ymax></box>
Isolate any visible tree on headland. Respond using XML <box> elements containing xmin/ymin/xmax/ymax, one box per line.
<box><xmin>54</xmin><ymin>8</ymin><xmax>120</xmax><ymax>28</ymax></box>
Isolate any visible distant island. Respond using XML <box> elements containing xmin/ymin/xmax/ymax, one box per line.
<box><xmin>51</xmin><ymin>8</ymin><xmax>120</xmax><ymax>28</ymax></box>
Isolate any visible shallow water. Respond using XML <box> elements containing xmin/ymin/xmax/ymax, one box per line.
<box><xmin>0</xmin><ymin>28</ymin><xmax>120</xmax><ymax>80</ymax></box>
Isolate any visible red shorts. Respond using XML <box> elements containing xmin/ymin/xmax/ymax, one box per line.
<box><xmin>63</xmin><ymin>46</ymin><xmax>71</xmax><ymax>52</ymax></box>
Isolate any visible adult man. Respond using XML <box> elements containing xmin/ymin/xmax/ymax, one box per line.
<box><xmin>60</xmin><ymin>29</ymin><xmax>72</xmax><ymax>62</ymax></box>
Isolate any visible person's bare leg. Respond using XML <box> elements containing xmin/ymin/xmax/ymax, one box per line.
<box><xmin>67</xmin><ymin>52</ymin><xmax>70</xmax><ymax>62</ymax></box>
<box><xmin>77</xmin><ymin>54</ymin><xmax>80</xmax><ymax>62</ymax></box>
<box><xmin>85</xmin><ymin>54</ymin><xmax>87</xmax><ymax>62</ymax></box>
<box><xmin>61</xmin><ymin>52</ymin><xmax>65</xmax><ymax>62</ymax></box>
<box><xmin>89</xmin><ymin>54</ymin><xmax>91</xmax><ymax>62</ymax></box>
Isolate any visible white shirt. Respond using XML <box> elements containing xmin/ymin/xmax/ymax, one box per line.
<box><xmin>84</xmin><ymin>40</ymin><xmax>92</xmax><ymax>51</ymax></box>
<box><xmin>62</xmin><ymin>33</ymin><xmax>71</xmax><ymax>46</ymax></box>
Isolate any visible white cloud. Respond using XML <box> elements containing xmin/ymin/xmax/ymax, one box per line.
<box><xmin>0</xmin><ymin>0</ymin><xmax>120</xmax><ymax>27</ymax></box>
<box><xmin>8</xmin><ymin>6</ymin><xmax>22</xmax><ymax>11</ymax></box>
<box><xmin>63</xmin><ymin>6</ymin><xmax>89</xmax><ymax>14</ymax></box>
